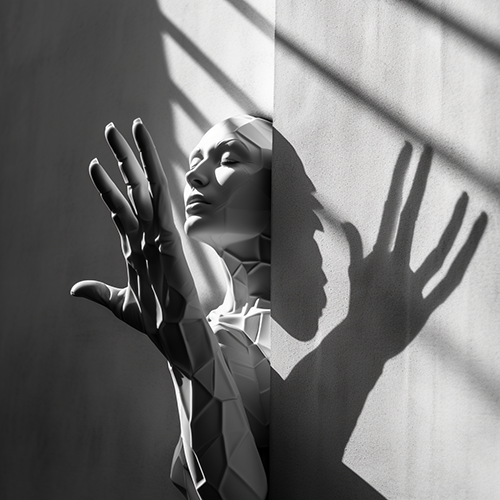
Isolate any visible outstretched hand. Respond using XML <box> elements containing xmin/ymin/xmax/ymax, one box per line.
<box><xmin>71</xmin><ymin>120</ymin><xmax>202</xmax><ymax>350</ymax></box>
<box><xmin>342</xmin><ymin>143</ymin><xmax>487</xmax><ymax>361</ymax></box>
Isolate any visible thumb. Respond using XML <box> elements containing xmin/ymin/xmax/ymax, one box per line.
<box><xmin>70</xmin><ymin>280</ymin><xmax>121</xmax><ymax>310</ymax></box>
<box><xmin>341</xmin><ymin>222</ymin><xmax>364</xmax><ymax>267</ymax></box>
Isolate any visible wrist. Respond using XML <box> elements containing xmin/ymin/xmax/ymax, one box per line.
<box><xmin>157</xmin><ymin>317</ymin><xmax>222</xmax><ymax>378</ymax></box>
<box><xmin>336</xmin><ymin>316</ymin><xmax>388</xmax><ymax>375</ymax></box>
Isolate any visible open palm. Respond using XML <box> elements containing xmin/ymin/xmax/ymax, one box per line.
<box><xmin>71</xmin><ymin>120</ymin><xmax>203</xmax><ymax>354</ymax></box>
<box><xmin>342</xmin><ymin>144</ymin><xmax>487</xmax><ymax>360</ymax></box>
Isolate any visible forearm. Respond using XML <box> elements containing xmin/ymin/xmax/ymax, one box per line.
<box><xmin>161</xmin><ymin>318</ymin><xmax>267</xmax><ymax>500</ymax></box>
<box><xmin>317</xmin><ymin>317</ymin><xmax>387</xmax><ymax>449</ymax></box>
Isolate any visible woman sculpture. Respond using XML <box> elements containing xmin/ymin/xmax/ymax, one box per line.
<box><xmin>71</xmin><ymin>115</ymin><xmax>272</xmax><ymax>500</ymax></box>
<box><xmin>71</xmin><ymin>114</ymin><xmax>488</xmax><ymax>500</ymax></box>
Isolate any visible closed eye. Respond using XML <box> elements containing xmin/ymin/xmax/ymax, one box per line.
<box><xmin>220</xmin><ymin>152</ymin><xmax>239</xmax><ymax>166</ymax></box>
<box><xmin>220</xmin><ymin>158</ymin><xmax>238</xmax><ymax>165</ymax></box>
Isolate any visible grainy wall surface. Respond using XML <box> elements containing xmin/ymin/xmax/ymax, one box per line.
<box><xmin>0</xmin><ymin>1</ymin><xmax>273</xmax><ymax>498</ymax></box>
<box><xmin>2</xmin><ymin>0</ymin><xmax>500</xmax><ymax>499</ymax></box>
<box><xmin>271</xmin><ymin>1</ymin><xmax>500</xmax><ymax>499</ymax></box>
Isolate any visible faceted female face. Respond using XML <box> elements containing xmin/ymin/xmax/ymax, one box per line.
<box><xmin>184</xmin><ymin>115</ymin><xmax>272</xmax><ymax>249</ymax></box>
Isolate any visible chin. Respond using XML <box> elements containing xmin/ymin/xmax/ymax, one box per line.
<box><xmin>184</xmin><ymin>214</ymin><xmax>266</xmax><ymax>250</ymax></box>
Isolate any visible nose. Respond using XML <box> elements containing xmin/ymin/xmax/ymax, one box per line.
<box><xmin>185</xmin><ymin>161</ymin><xmax>210</xmax><ymax>188</ymax></box>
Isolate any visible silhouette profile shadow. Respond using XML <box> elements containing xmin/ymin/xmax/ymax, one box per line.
<box><xmin>271</xmin><ymin>142</ymin><xmax>488</xmax><ymax>499</ymax></box>
<box><xmin>272</xmin><ymin>130</ymin><xmax>327</xmax><ymax>341</ymax></box>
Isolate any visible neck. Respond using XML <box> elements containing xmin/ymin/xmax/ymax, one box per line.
<box><xmin>217</xmin><ymin>234</ymin><xmax>270</xmax><ymax>313</ymax></box>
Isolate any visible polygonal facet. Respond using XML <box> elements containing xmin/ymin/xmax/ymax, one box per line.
<box><xmin>191</xmin><ymin>378</ymin><xmax>215</xmax><ymax>418</ymax></box>
<box><xmin>193</xmin><ymin>358</ymin><xmax>215</xmax><ymax>394</ymax></box>
<box><xmin>213</xmin><ymin>354</ymin><xmax>238</xmax><ymax>401</ymax></box>
<box><xmin>191</xmin><ymin>398</ymin><xmax>223</xmax><ymax>452</ymax></box>
<box><xmin>180</xmin><ymin>319</ymin><xmax>214</xmax><ymax>371</ymax></box>
<box><xmin>160</xmin><ymin>323</ymin><xmax>192</xmax><ymax>376</ymax></box>
<box><xmin>197</xmin><ymin>437</ymin><xmax>227</xmax><ymax>489</ymax></box>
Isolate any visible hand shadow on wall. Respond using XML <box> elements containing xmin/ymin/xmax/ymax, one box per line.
<box><xmin>271</xmin><ymin>134</ymin><xmax>488</xmax><ymax>499</ymax></box>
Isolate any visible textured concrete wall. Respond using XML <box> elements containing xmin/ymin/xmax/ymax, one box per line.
<box><xmin>271</xmin><ymin>1</ymin><xmax>500</xmax><ymax>499</ymax></box>
<box><xmin>0</xmin><ymin>1</ymin><xmax>273</xmax><ymax>498</ymax></box>
<box><xmin>3</xmin><ymin>0</ymin><xmax>499</xmax><ymax>498</ymax></box>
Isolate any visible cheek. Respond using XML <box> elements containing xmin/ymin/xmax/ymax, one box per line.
<box><xmin>215</xmin><ymin>166</ymin><xmax>237</xmax><ymax>185</ymax></box>
<box><xmin>225</xmin><ymin>178</ymin><xmax>270</xmax><ymax>213</ymax></box>
<box><xmin>183</xmin><ymin>184</ymin><xmax>190</xmax><ymax>206</ymax></box>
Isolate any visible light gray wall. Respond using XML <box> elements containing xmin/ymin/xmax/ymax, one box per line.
<box><xmin>271</xmin><ymin>1</ymin><xmax>500</xmax><ymax>499</ymax></box>
<box><xmin>0</xmin><ymin>1</ymin><xmax>273</xmax><ymax>499</ymax></box>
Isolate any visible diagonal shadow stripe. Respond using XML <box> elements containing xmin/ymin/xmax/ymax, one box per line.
<box><xmin>274</xmin><ymin>28</ymin><xmax>500</xmax><ymax>200</ymax></box>
<box><xmin>227</xmin><ymin>0</ymin><xmax>500</xmax><ymax>60</ymax></box>
<box><xmin>159</xmin><ymin>15</ymin><xmax>261</xmax><ymax>113</ymax></box>
<box><xmin>165</xmin><ymin>79</ymin><xmax>212</xmax><ymax>131</ymax></box>
<box><xmin>398</xmin><ymin>0</ymin><xmax>500</xmax><ymax>59</ymax></box>
<box><xmin>223</xmin><ymin>0</ymin><xmax>274</xmax><ymax>39</ymax></box>
<box><xmin>425</xmin><ymin>322</ymin><xmax>500</xmax><ymax>410</ymax></box>
<box><xmin>224</xmin><ymin>0</ymin><xmax>500</xmax><ymax>200</ymax></box>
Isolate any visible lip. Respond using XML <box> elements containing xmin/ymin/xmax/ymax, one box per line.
<box><xmin>186</xmin><ymin>194</ymin><xmax>211</xmax><ymax>207</ymax></box>
<box><xmin>185</xmin><ymin>195</ymin><xmax>211</xmax><ymax>214</ymax></box>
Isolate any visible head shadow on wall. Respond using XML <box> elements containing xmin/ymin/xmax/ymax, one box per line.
<box><xmin>271</xmin><ymin>129</ymin><xmax>327</xmax><ymax>341</ymax></box>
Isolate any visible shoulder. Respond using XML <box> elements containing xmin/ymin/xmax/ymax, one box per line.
<box><xmin>208</xmin><ymin>304</ymin><xmax>271</xmax><ymax>359</ymax></box>
<box><xmin>211</xmin><ymin>322</ymin><xmax>255</xmax><ymax>351</ymax></box>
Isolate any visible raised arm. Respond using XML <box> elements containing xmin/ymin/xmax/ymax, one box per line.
<box><xmin>71</xmin><ymin>120</ymin><xmax>267</xmax><ymax>500</ymax></box>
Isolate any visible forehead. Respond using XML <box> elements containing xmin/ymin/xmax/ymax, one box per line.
<box><xmin>194</xmin><ymin>116</ymin><xmax>272</xmax><ymax>153</ymax></box>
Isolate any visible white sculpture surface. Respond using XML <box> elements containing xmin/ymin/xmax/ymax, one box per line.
<box><xmin>72</xmin><ymin>116</ymin><xmax>271</xmax><ymax>500</ymax></box>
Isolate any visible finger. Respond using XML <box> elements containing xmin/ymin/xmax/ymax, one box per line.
<box><xmin>70</xmin><ymin>280</ymin><xmax>122</xmax><ymax>309</ymax></box>
<box><xmin>132</xmin><ymin>119</ymin><xmax>178</xmax><ymax>240</ymax></box>
<box><xmin>393</xmin><ymin>146</ymin><xmax>433</xmax><ymax>265</ymax></box>
<box><xmin>374</xmin><ymin>142</ymin><xmax>413</xmax><ymax>253</ymax></box>
<box><xmin>105</xmin><ymin>123</ymin><xmax>154</xmax><ymax>223</ymax></box>
<box><xmin>133</xmin><ymin>120</ymin><xmax>196</xmax><ymax>301</ymax></box>
<box><xmin>89</xmin><ymin>159</ymin><xmax>139</xmax><ymax>235</ymax></box>
<box><xmin>342</xmin><ymin>222</ymin><xmax>364</xmax><ymax>274</ymax></box>
<box><xmin>71</xmin><ymin>279</ymin><xmax>145</xmax><ymax>333</ymax></box>
<box><xmin>415</xmin><ymin>192</ymin><xmax>468</xmax><ymax>285</ymax></box>
<box><xmin>425</xmin><ymin>212</ymin><xmax>487</xmax><ymax>310</ymax></box>
<box><xmin>89</xmin><ymin>160</ymin><xmax>151</xmax><ymax>312</ymax></box>
<box><xmin>132</xmin><ymin>119</ymin><xmax>169</xmax><ymax>188</ymax></box>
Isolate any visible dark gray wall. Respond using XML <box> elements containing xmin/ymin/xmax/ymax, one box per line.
<box><xmin>0</xmin><ymin>1</ymin><xmax>273</xmax><ymax>499</ymax></box>
<box><xmin>0</xmin><ymin>1</ymin><xmax>181</xmax><ymax>498</ymax></box>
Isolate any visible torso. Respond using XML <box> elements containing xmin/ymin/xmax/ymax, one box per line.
<box><xmin>207</xmin><ymin>299</ymin><xmax>271</xmax><ymax>448</ymax></box>
<box><xmin>169</xmin><ymin>301</ymin><xmax>271</xmax><ymax>495</ymax></box>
